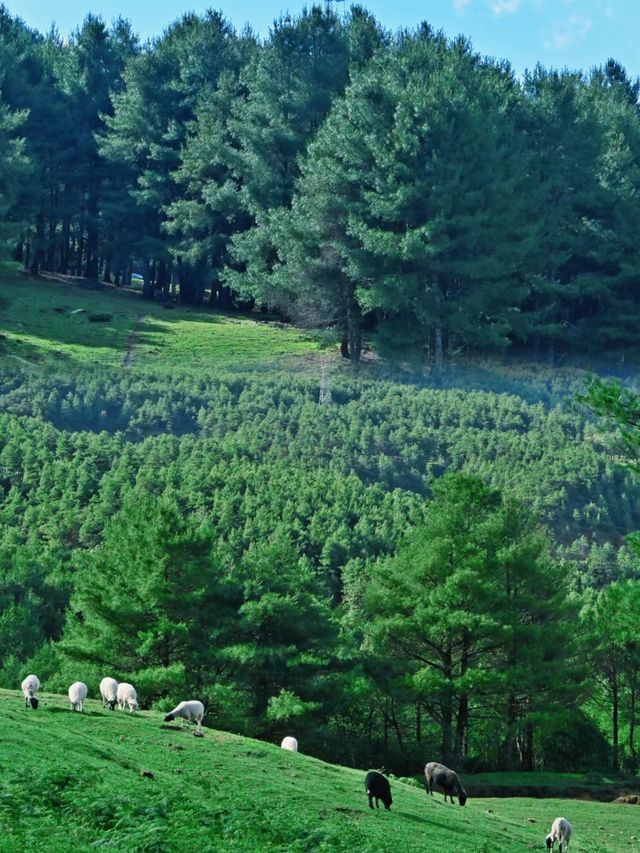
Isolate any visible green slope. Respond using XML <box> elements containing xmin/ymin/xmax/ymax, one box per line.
<box><xmin>0</xmin><ymin>690</ymin><xmax>637</xmax><ymax>852</ymax></box>
<box><xmin>0</xmin><ymin>264</ymin><xmax>319</xmax><ymax>370</ymax></box>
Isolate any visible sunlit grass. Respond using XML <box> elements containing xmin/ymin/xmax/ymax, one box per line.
<box><xmin>0</xmin><ymin>263</ymin><xmax>320</xmax><ymax>372</ymax></box>
<box><xmin>0</xmin><ymin>688</ymin><xmax>637</xmax><ymax>852</ymax></box>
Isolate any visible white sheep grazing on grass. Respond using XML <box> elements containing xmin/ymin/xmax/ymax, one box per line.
<box><xmin>546</xmin><ymin>817</ymin><xmax>572</xmax><ymax>852</ymax></box>
<box><xmin>163</xmin><ymin>700</ymin><xmax>205</xmax><ymax>731</ymax></box>
<box><xmin>280</xmin><ymin>736</ymin><xmax>298</xmax><ymax>752</ymax></box>
<box><xmin>117</xmin><ymin>682</ymin><xmax>138</xmax><ymax>712</ymax></box>
<box><xmin>99</xmin><ymin>677</ymin><xmax>118</xmax><ymax>710</ymax></box>
<box><xmin>21</xmin><ymin>674</ymin><xmax>40</xmax><ymax>709</ymax></box>
<box><xmin>68</xmin><ymin>681</ymin><xmax>88</xmax><ymax>712</ymax></box>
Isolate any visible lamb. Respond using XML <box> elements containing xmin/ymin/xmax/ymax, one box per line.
<box><xmin>424</xmin><ymin>761</ymin><xmax>467</xmax><ymax>806</ymax></box>
<box><xmin>364</xmin><ymin>770</ymin><xmax>393</xmax><ymax>810</ymax></box>
<box><xmin>280</xmin><ymin>736</ymin><xmax>298</xmax><ymax>752</ymax></box>
<box><xmin>68</xmin><ymin>681</ymin><xmax>88</xmax><ymax>712</ymax></box>
<box><xmin>99</xmin><ymin>677</ymin><xmax>118</xmax><ymax>710</ymax></box>
<box><xmin>163</xmin><ymin>700</ymin><xmax>204</xmax><ymax>731</ymax></box>
<box><xmin>117</xmin><ymin>682</ymin><xmax>138</xmax><ymax>712</ymax></box>
<box><xmin>21</xmin><ymin>674</ymin><xmax>40</xmax><ymax>710</ymax></box>
<box><xmin>546</xmin><ymin>817</ymin><xmax>572</xmax><ymax>852</ymax></box>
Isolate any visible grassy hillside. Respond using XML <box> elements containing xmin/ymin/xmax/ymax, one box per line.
<box><xmin>0</xmin><ymin>689</ymin><xmax>638</xmax><ymax>853</ymax></box>
<box><xmin>0</xmin><ymin>264</ymin><xmax>319</xmax><ymax>370</ymax></box>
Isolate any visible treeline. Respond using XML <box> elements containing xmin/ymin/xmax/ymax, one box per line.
<box><xmin>1</xmin><ymin>366</ymin><xmax>640</xmax><ymax>772</ymax></box>
<box><xmin>2</xmin><ymin>6</ymin><xmax>640</xmax><ymax>363</ymax></box>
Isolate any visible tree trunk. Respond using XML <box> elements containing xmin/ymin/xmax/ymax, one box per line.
<box><xmin>441</xmin><ymin>647</ymin><xmax>454</xmax><ymax>765</ymax></box>
<box><xmin>434</xmin><ymin>325</ymin><xmax>444</xmax><ymax>374</ymax></box>
<box><xmin>30</xmin><ymin>213</ymin><xmax>45</xmax><ymax>274</ymax></box>
<box><xmin>217</xmin><ymin>283</ymin><xmax>233</xmax><ymax>310</ymax></box>
<box><xmin>454</xmin><ymin>629</ymin><xmax>470</xmax><ymax>765</ymax></box>
<box><xmin>522</xmin><ymin>722</ymin><xmax>534</xmax><ymax>771</ymax></box>
<box><xmin>346</xmin><ymin>291</ymin><xmax>362</xmax><ymax>367</ymax></box>
<box><xmin>629</xmin><ymin>676</ymin><xmax>637</xmax><ymax>774</ymax></box>
<box><xmin>142</xmin><ymin>259</ymin><xmax>154</xmax><ymax>299</ymax></box>
<box><xmin>85</xmin><ymin>176</ymin><xmax>100</xmax><ymax>280</ymax></box>
<box><xmin>500</xmin><ymin>695</ymin><xmax>519</xmax><ymax>770</ymax></box>
<box><xmin>156</xmin><ymin>259</ymin><xmax>168</xmax><ymax>292</ymax></box>
<box><xmin>59</xmin><ymin>215</ymin><xmax>71</xmax><ymax>274</ymax></box>
<box><xmin>103</xmin><ymin>251</ymin><xmax>112</xmax><ymax>283</ymax></box>
<box><xmin>612</xmin><ymin>670</ymin><xmax>619</xmax><ymax>772</ymax></box>
<box><xmin>170</xmin><ymin>260</ymin><xmax>179</xmax><ymax>297</ymax></box>
<box><xmin>45</xmin><ymin>207</ymin><xmax>57</xmax><ymax>271</ymax></box>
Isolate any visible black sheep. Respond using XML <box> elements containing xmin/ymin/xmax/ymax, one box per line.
<box><xmin>364</xmin><ymin>770</ymin><xmax>393</xmax><ymax>810</ymax></box>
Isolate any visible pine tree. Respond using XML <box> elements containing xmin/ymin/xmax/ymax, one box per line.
<box><xmin>60</xmin><ymin>493</ymin><xmax>240</xmax><ymax>700</ymax></box>
<box><xmin>101</xmin><ymin>11</ymin><xmax>241</xmax><ymax>302</ymax></box>
<box><xmin>0</xmin><ymin>59</ymin><xmax>28</xmax><ymax>246</ymax></box>
<box><xmin>225</xmin><ymin>6</ymin><xmax>352</xmax><ymax>303</ymax></box>
<box><xmin>229</xmin><ymin>537</ymin><xmax>340</xmax><ymax>735</ymax></box>
<box><xmin>365</xmin><ymin>473</ymin><xmax>576</xmax><ymax>767</ymax></box>
<box><xmin>581</xmin><ymin>581</ymin><xmax>640</xmax><ymax>771</ymax></box>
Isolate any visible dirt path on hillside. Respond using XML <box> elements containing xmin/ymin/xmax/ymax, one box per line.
<box><xmin>123</xmin><ymin>315</ymin><xmax>148</xmax><ymax>369</ymax></box>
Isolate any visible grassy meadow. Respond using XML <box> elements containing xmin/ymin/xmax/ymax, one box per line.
<box><xmin>0</xmin><ymin>264</ymin><xmax>319</xmax><ymax>371</ymax></box>
<box><xmin>0</xmin><ymin>689</ymin><xmax>638</xmax><ymax>853</ymax></box>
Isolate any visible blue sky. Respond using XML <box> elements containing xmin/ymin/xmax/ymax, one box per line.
<box><xmin>11</xmin><ymin>1</ymin><xmax>639</xmax><ymax>77</ymax></box>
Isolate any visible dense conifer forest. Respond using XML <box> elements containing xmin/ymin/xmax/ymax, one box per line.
<box><xmin>2</xmin><ymin>3</ymin><xmax>640</xmax><ymax>363</ymax></box>
<box><xmin>1</xmin><ymin>362</ymin><xmax>640</xmax><ymax>774</ymax></box>
<box><xmin>2</xmin><ymin>3</ymin><xmax>640</xmax><ymax>783</ymax></box>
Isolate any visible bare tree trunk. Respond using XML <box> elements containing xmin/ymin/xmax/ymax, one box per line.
<box><xmin>442</xmin><ymin>647</ymin><xmax>454</xmax><ymax>765</ymax></box>
<box><xmin>522</xmin><ymin>722</ymin><xmax>534</xmax><ymax>771</ymax></box>
<box><xmin>30</xmin><ymin>213</ymin><xmax>45</xmax><ymax>274</ymax></box>
<box><xmin>59</xmin><ymin>215</ymin><xmax>71</xmax><ymax>274</ymax></box>
<box><xmin>434</xmin><ymin>325</ymin><xmax>444</xmax><ymax>374</ymax></box>
<box><xmin>612</xmin><ymin>670</ymin><xmax>620</xmax><ymax>772</ymax></box>
<box><xmin>629</xmin><ymin>676</ymin><xmax>637</xmax><ymax>774</ymax></box>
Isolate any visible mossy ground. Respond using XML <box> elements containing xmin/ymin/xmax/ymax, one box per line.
<box><xmin>0</xmin><ymin>264</ymin><xmax>319</xmax><ymax>371</ymax></box>
<box><xmin>0</xmin><ymin>690</ymin><xmax>638</xmax><ymax>852</ymax></box>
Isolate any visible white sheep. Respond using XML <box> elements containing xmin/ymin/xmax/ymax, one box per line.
<box><xmin>21</xmin><ymin>674</ymin><xmax>40</xmax><ymax>710</ymax></box>
<box><xmin>163</xmin><ymin>700</ymin><xmax>204</xmax><ymax>731</ymax></box>
<box><xmin>117</xmin><ymin>682</ymin><xmax>138</xmax><ymax>712</ymax></box>
<box><xmin>546</xmin><ymin>817</ymin><xmax>572</xmax><ymax>852</ymax></box>
<box><xmin>68</xmin><ymin>681</ymin><xmax>88</xmax><ymax>712</ymax></box>
<box><xmin>99</xmin><ymin>677</ymin><xmax>119</xmax><ymax>710</ymax></box>
<box><xmin>280</xmin><ymin>736</ymin><xmax>298</xmax><ymax>752</ymax></box>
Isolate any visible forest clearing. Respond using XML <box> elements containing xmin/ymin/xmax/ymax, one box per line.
<box><xmin>0</xmin><ymin>264</ymin><xmax>319</xmax><ymax>370</ymax></box>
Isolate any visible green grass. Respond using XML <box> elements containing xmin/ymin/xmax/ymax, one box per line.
<box><xmin>1</xmin><ymin>690</ymin><xmax>638</xmax><ymax>852</ymax></box>
<box><xmin>0</xmin><ymin>264</ymin><xmax>319</xmax><ymax>371</ymax></box>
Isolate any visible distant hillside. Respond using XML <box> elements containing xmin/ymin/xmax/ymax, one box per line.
<box><xmin>0</xmin><ymin>689</ymin><xmax>637</xmax><ymax>852</ymax></box>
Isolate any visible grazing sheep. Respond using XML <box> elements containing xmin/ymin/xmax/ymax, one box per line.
<box><xmin>364</xmin><ymin>770</ymin><xmax>393</xmax><ymax>810</ymax></box>
<box><xmin>546</xmin><ymin>817</ymin><xmax>572</xmax><ymax>852</ymax></box>
<box><xmin>424</xmin><ymin>761</ymin><xmax>467</xmax><ymax>806</ymax></box>
<box><xmin>21</xmin><ymin>674</ymin><xmax>40</xmax><ymax>710</ymax></box>
<box><xmin>68</xmin><ymin>681</ymin><xmax>88</xmax><ymax>712</ymax></box>
<box><xmin>163</xmin><ymin>700</ymin><xmax>204</xmax><ymax>731</ymax></box>
<box><xmin>280</xmin><ymin>736</ymin><xmax>298</xmax><ymax>752</ymax></box>
<box><xmin>117</xmin><ymin>682</ymin><xmax>138</xmax><ymax>712</ymax></box>
<box><xmin>99</xmin><ymin>677</ymin><xmax>119</xmax><ymax>710</ymax></box>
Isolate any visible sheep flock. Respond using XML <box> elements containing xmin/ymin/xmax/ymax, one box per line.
<box><xmin>19</xmin><ymin>673</ymin><xmax>582</xmax><ymax>847</ymax></box>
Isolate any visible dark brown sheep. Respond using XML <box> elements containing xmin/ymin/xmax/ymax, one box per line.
<box><xmin>424</xmin><ymin>761</ymin><xmax>467</xmax><ymax>806</ymax></box>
